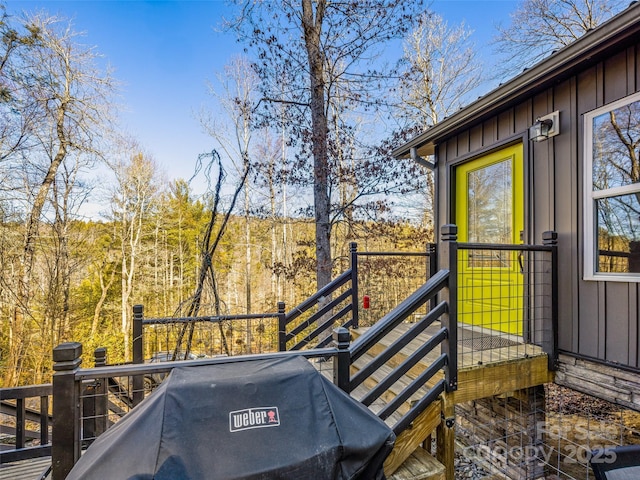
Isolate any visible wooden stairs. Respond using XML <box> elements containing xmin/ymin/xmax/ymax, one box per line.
<box><xmin>347</xmin><ymin>323</ymin><xmax>554</xmax><ymax>480</ymax></box>
<box><xmin>349</xmin><ymin>326</ymin><xmax>447</xmax><ymax>480</ymax></box>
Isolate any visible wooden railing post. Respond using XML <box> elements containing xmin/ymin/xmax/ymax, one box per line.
<box><xmin>436</xmin><ymin>395</ymin><xmax>456</xmax><ymax>480</ymax></box>
<box><xmin>428</xmin><ymin>242</ymin><xmax>437</xmax><ymax>311</ymax></box>
<box><xmin>277</xmin><ymin>302</ymin><xmax>287</xmax><ymax>351</ymax></box>
<box><xmin>94</xmin><ymin>347</ymin><xmax>107</xmax><ymax>437</ymax></box>
<box><xmin>132</xmin><ymin>305</ymin><xmax>144</xmax><ymax>406</ymax></box>
<box><xmin>350</xmin><ymin>242</ymin><xmax>359</xmax><ymax>329</ymax></box>
<box><xmin>543</xmin><ymin>231</ymin><xmax>559</xmax><ymax>371</ymax></box>
<box><xmin>333</xmin><ymin>327</ymin><xmax>351</xmax><ymax>394</ymax></box>
<box><xmin>52</xmin><ymin>342</ymin><xmax>82</xmax><ymax>480</ymax></box>
<box><xmin>440</xmin><ymin>225</ymin><xmax>458</xmax><ymax>392</ymax></box>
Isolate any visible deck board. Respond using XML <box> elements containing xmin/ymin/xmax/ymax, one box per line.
<box><xmin>353</xmin><ymin>322</ymin><xmax>546</xmax><ymax>368</ymax></box>
<box><xmin>350</xmin><ymin>323</ymin><xmax>551</xmax><ymax>406</ymax></box>
<box><xmin>0</xmin><ymin>456</ymin><xmax>50</xmax><ymax>480</ymax></box>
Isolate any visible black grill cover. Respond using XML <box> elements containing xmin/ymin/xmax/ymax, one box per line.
<box><xmin>68</xmin><ymin>356</ymin><xmax>395</xmax><ymax>480</ymax></box>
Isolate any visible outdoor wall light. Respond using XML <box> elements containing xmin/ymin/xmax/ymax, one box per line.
<box><xmin>529</xmin><ymin>111</ymin><xmax>560</xmax><ymax>142</ymax></box>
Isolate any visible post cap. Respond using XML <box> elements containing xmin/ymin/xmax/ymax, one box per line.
<box><xmin>332</xmin><ymin>327</ymin><xmax>350</xmax><ymax>344</ymax></box>
<box><xmin>441</xmin><ymin>224</ymin><xmax>458</xmax><ymax>241</ymax></box>
<box><xmin>53</xmin><ymin>342</ymin><xmax>82</xmax><ymax>362</ymax></box>
<box><xmin>542</xmin><ymin>231</ymin><xmax>558</xmax><ymax>245</ymax></box>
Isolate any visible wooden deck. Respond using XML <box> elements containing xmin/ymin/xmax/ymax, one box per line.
<box><xmin>2</xmin><ymin>323</ymin><xmax>553</xmax><ymax>480</ymax></box>
<box><xmin>352</xmin><ymin>322</ymin><xmax>552</xmax><ymax>402</ymax></box>
<box><xmin>349</xmin><ymin>322</ymin><xmax>553</xmax><ymax>479</ymax></box>
<box><xmin>0</xmin><ymin>456</ymin><xmax>50</xmax><ymax>480</ymax></box>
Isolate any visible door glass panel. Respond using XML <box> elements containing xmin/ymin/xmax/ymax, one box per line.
<box><xmin>467</xmin><ymin>159</ymin><xmax>512</xmax><ymax>267</ymax></box>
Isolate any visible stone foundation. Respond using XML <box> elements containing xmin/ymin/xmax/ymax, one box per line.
<box><xmin>556</xmin><ymin>354</ymin><xmax>640</xmax><ymax>412</ymax></box>
<box><xmin>455</xmin><ymin>386</ymin><xmax>546</xmax><ymax>480</ymax></box>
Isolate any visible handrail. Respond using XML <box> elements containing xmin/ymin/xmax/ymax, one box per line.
<box><xmin>0</xmin><ymin>384</ymin><xmax>52</xmax><ymax>398</ymax></box>
<box><xmin>284</xmin><ymin>269</ymin><xmax>352</xmax><ymax>324</ymax></box>
<box><xmin>74</xmin><ymin>348</ymin><xmax>339</xmax><ymax>380</ymax></box>
<box><xmin>142</xmin><ymin>312</ymin><xmax>282</xmax><ymax>325</ymax></box>
<box><xmin>459</xmin><ymin>242</ymin><xmax>553</xmax><ymax>252</ymax></box>
<box><xmin>350</xmin><ymin>269</ymin><xmax>450</xmax><ymax>362</ymax></box>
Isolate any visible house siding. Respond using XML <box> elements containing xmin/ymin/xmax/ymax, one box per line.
<box><xmin>435</xmin><ymin>41</ymin><xmax>640</xmax><ymax>369</ymax></box>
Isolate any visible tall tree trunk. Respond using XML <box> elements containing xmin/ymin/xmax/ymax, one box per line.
<box><xmin>244</xmin><ymin>183</ymin><xmax>252</xmax><ymax>351</ymax></box>
<box><xmin>5</xmin><ymin>90</ymin><xmax>69</xmax><ymax>386</ymax></box>
<box><xmin>302</xmin><ymin>0</ymin><xmax>332</xmax><ymax>290</ymax></box>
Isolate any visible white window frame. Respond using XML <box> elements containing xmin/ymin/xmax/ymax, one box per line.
<box><xmin>583</xmin><ymin>91</ymin><xmax>640</xmax><ymax>282</ymax></box>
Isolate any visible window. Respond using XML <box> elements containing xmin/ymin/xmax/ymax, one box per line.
<box><xmin>467</xmin><ymin>159</ymin><xmax>512</xmax><ymax>267</ymax></box>
<box><xmin>584</xmin><ymin>91</ymin><xmax>640</xmax><ymax>281</ymax></box>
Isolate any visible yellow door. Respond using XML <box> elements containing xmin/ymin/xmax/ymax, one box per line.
<box><xmin>455</xmin><ymin>143</ymin><xmax>524</xmax><ymax>335</ymax></box>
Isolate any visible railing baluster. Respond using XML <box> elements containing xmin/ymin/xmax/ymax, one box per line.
<box><xmin>278</xmin><ymin>302</ymin><xmax>286</xmax><ymax>351</ymax></box>
<box><xmin>40</xmin><ymin>394</ymin><xmax>49</xmax><ymax>446</ymax></box>
<box><xmin>16</xmin><ymin>397</ymin><xmax>25</xmax><ymax>448</ymax></box>
<box><xmin>132</xmin><ymin>305</ymin><xmax>144</xmax><ymax>407</ymax></box>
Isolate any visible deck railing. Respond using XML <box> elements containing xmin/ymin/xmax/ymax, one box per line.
<box><xmin>0</xmin><ymin>384</ymin><xmax>52</xmax><ymax>463</ymax></box>
<box><xmin>50</xmin><ymin>344</ymin><xmax>343</xmax><ymax>480</ymax></box>
<box><xmin>456</xmin><ymin>230</ymin><xmax>558</xmax><ymax>370</ymax></box>
<box><xmin>348</xmin><ymin>268</ymin><xmax>456</xmax><ymax>435</ymax></box>
<box><xmin>133</xmin><ymin>242</ymin><xmax>436</xmax><ymax>360</ymax></box>
<box><xmin>3</xmin><ymin>225</ymin><xmax>559</xmax><ymax>479</ymax></box>
<box><xmin>46</xmin><ymin>235</ymin><xmax>450</xmax><ymax>480</ymax></box>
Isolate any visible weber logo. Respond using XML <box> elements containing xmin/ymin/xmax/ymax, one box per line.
<box><xmin>229</xmin><ymin>407</ymin><xmax>280</xmax><ymax>432</ymax></box>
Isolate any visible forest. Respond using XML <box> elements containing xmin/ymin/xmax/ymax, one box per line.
<box><xmin>1</xmin><ymin>0</ymin><xmax>626</xmax><ymax>386</ymax></box>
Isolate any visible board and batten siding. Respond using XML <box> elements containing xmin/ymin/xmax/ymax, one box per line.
<box><xmin>435</xmin><ymin>42</ymin><xmax>640</xmax><ymax>370</ymax></box>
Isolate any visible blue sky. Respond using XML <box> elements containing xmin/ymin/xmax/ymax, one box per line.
<box><xmin>6</xmin><ymin>0</ymin><xmax>518</xmax><ymax>188</ymax></box>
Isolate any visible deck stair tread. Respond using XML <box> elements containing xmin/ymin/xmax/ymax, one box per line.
<box><xmin>348</xmin><ymin>327</ymin><xmax>447</xmax><ymax>476</ymax></box>
<box><xmin>388</xmin><ymin>448</ymin><xmax>445</xmax><ymax>480</ymax></box>
<box><xmin>350</xmin><ymin>351</ymin><xmax>437</xmax><ymax>415</ymax></box>
<box><xmin>317</xmin><ymin>322</ymin><xmax>551</xmax><ymax>477</ymax></box>
<box><xmin>315</xmin><ymin>358</ymin><xmax>416</xmax><ymax>429</ymax></box>
<box><xmin>352</xmin><ymin>324</ymin><xmax>445</xmax><ymax>372</ymax></box>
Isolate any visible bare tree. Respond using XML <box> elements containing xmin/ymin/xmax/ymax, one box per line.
<box><xmin>229</xmin><ymin>0</ymin><xmax>425</xmax><ymax>290</ymax></box>
<box><xmin>173</xmin><ymin>150</ymin><xmax>250</xmax><ymax>358</ymax></box>
<box><xmin>0</xmin><ymin>4</ymin><xmax>40</xmax><ymax>163</ymax></box>
<box><xmin>201</xmin><ymin>55</ymin><xmax>259</xmax><ymax>315</ymax></box>
<box><xmin>395</xmin><ymin>12</ymin><xmax>482</xmax><ymax>235</ymax></box>
<box><xmin>493</xmin><ymin>0</ymin><xmax>625</xmax><ymax>75</ymax></box>
<box><xmin>398</xmin><ymin>12</ymin><xmax>482</xmax><ymax>127</ymax></box>
<box><xmin>1</xmin><ymin>10</ymin><xmax>116</xmax><ymax>385</ymax></box>
<box><xmin>109</xmin><ymin>148</ymin><xmax>161</xmax><ymax>362</ymax></box>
